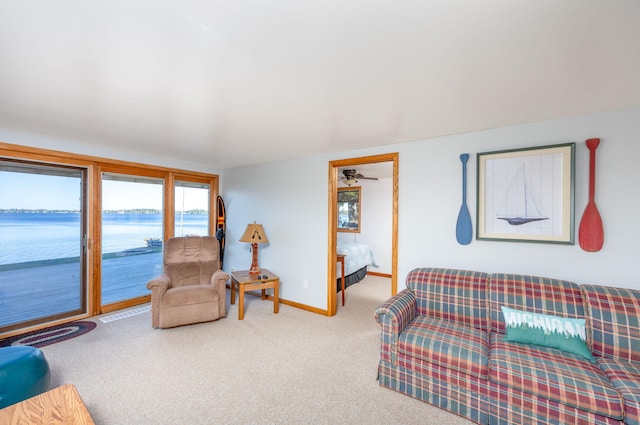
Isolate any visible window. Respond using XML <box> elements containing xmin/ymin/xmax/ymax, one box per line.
<box><xmin>0</xmin><ymin>160</ymin><xmax>87</xmax><ymax>332</ymax></box>
<box><xmin>337</xmin><ymin>186</ymin><xmax>361</xmax><ymax>233</ymax></box>
<box><xmin>1</xmin><ymin>142</ymin><xmax>219</xmax><ymax>334</ymax></box>
<box><xmin>100</xmin><ymin>174</ymin><xmax>163</xmax><ymax>306</ymax></box>
<box><xmin>174</xmin><ymin>180</ymin><xmax>209</xmax><ymax>237</ymax></box>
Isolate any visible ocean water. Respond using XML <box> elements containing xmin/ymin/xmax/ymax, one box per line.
<box><xmin>0</xmin><ymin>212</ymin><xmax>208</xmax><ymax>265</ymax></box>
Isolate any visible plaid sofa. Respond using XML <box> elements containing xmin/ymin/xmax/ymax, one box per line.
<box><xmin>374</xmin><ymin>268</ymin><xmax>640</xmax><ymax>425</ymax></box>
<box><xmin>581</xmin><ymin>285</ymin><xmax>640</xmax><ymax>425</ymax></box>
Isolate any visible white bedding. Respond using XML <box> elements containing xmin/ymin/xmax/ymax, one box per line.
<box><xmin>337</xmin><ymin>242</ymin><xmax>378</xmax><ymax>276</ymax></box>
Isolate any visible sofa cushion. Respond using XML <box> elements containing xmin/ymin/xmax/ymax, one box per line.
<box><xmin>490</xmin><ymin>334</ymin><xmax>624</xmax><ymax>420</ymax></box>
<box><xmin>161</xmin><ymin>284</ymin><xmax>219</xmax><ymax>307</ymax></box>
<box><xmin>598</xmin><ymin>359</ymin><xmax>640</xmax><ymax>425</ymax></box>
<box><xmin>406</xmin><ymin>268</ymin><xmax>490</xmax><ymax>331</ymax></box>
<box><xmin>490</xmin><ymin>273</ymin><xmax>584</xmax><ymax>335</ymax></box>
<box><xmin>501</xmin><ymin>306</ymin><xmax>594</xmax><ymax>361</ymax></box>
<box><xmin>581</xmin><ymin>284</ymin><xmax>640</xmax><ymax>363</ymax></box>
<box><xmin>398</xmin><ymin>316</ymin><xmax>489</xmax><ymax>379</ymax></box>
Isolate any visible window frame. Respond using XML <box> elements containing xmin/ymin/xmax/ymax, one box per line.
<box><xmin>0</xmin><ymin>142</ymin><xmax>220</xmax><ymax>335</ymax></box>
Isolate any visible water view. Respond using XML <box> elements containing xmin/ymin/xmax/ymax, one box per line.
<box><xmin>0</xmin><ymin>159</ymin><xmax>213</xmax><ymax>333</ymax></box>
<box><xmin>0</xmin><ymin>212</ymin><xmax>208</xmax><ymax>266</ymax></box>
<box><xmin>0</xmin><ymin>211</ymin><xmax>208</xmax><ymax>329</ymax></box>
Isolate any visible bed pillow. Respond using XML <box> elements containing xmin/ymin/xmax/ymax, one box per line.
<box><xmin>501</xmin><ymin>306</ymin><xmax>594</xmax><ymax>361</ymax></box>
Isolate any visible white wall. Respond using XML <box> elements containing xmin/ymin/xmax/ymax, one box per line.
<box><xmin>4</xmin><ymin>108</ymin><xmax>639</xmax><ymax>312</ymax></box>
<box><xmin>337</xmin><ymin>177</ymin><xmax>393</xmax><ymax>274</ymax></box>
<box><xmin>361</xmin><ymin>177</ymin><xmax>392</xmax><ymax>274</ymax></box>
<box><xmin>223</xmin><ymin>157</ymin><xmax>330</xmax><ymax>307</ymax></box>
<box><xmin>222</xmin><ymin>107</ymin><xmax>640</xmax><ymax>311</ymax></box>
<box><xmin>395</xmin><ymin>108</ymin><xmax>640</xmax><ymax>291</ymax></box>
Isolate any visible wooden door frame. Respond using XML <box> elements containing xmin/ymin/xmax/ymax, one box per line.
<box><xmin>327</xmin><ymin>152</ymin><xmax>399</xmax><ymax>316</ymax></box>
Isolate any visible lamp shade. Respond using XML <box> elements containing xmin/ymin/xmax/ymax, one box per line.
<box><xmin>239</xmin><ymin>222</ymin><xmax>269</xmax><ymax>244</ymax></box>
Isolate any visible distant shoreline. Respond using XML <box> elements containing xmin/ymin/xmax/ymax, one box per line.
<box><xmin>0</xmin><ymin>209</ymin><xmax>207</xmax><ymax>214</ymax></box>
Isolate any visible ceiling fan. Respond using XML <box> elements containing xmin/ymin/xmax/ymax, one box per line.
<box><xmin>342</xmin><ymin>169</ymin><xmax>378</xmax><ymax>186</ymax></box>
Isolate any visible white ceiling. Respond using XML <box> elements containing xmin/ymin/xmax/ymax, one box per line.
<box><xmin>0</xmin><ymin>1</ymin><xmax>639</xmax><ymax>170</ymax></box>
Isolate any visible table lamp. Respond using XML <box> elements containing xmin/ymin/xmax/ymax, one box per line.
<box><xmin>239</xmin><ymin>222</ymin><xmax>269</xmax><ymax>274</ymax></box>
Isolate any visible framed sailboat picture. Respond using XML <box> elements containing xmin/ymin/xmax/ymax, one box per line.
<box><xmin>476</xmin><ymin>143</ymin><xmax>575</xmax><ymax>244</ymax></box>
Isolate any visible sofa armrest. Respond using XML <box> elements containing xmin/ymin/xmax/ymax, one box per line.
<box><xmin>146</xmin><ymin>274</ymin><xmax>170</xmax><ymax>293</ymax></box>
<box><xmin>211</xmin><ymin>270</ymin><xmax>230</xmax><ymax>317</ymax></box>
<box><xmin>374</xmin><ymin>289</ymin><xmax>417</xmax><ymax>364</ymax></box>
<box><xmin>146</xmin><ymin>274</ymin><xmax>171</xmax><ymax>328</ymax></box>
<box><xmin>211</xmin><ymin>270</ymin><xmax>230</xmax><ymax>287</ymax></box>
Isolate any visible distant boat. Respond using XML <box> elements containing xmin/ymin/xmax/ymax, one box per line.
<box><xmin>496</xmin><ymin>165</ymin><xmax>549</xmax><ymax>226</ymax></box>
<box><xmin>115</xmin><ymin>238</ymin><xmax>162</xmax><ymax>256</ymax></box>
<box><xmin>144</xmin><ymin>238</ymin><xmax>163</xmax><ymax>248</ymax></box>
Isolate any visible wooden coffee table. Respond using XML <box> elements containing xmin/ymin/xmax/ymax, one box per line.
<box><xmin>0</xmin><ymin>384</ymin><xmax>95</xmax><ymax>424</ymax></box>
<box><xmin>230</xmin><ymin>269</ymin><xmax>279</xmax><ymax>320</ymax></box>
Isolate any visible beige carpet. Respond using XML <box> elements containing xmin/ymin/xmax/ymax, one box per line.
<box><xmin>41</xmin><ymin>276</ymin><xmax>473</xmax><ymax>425</ymax></box>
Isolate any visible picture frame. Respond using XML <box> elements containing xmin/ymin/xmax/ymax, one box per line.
<box><xmin>476</xmin><ymin>142</ymin><xmax>575</xmax><ymax>244</ymax></box>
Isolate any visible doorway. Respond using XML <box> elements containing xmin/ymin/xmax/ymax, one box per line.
<box><xmin>327</xmin><ymin>153</ymin><xmax>398</xmax><ymax>316</ymax></box>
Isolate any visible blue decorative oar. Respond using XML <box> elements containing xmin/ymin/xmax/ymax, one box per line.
<box><xmin>456</xmin><ymin>153</ymin><xmax>473</xmax><ymax>245</ymax></box>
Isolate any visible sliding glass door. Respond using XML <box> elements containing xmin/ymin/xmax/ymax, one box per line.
<box><xmin>100</xmin><ymin>174</ymin><xmax>163</xmax><ymax>306</ymax></box>
<box><xmin>0</xmin><ymin>160</ymin><xmax>87</xmax><ymax>332</ymax></box>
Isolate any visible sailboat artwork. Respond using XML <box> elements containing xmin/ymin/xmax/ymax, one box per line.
<box><xmin>477</xmin><ymin>143</ymin><xmax>574</xmax><ymax>243</ymax></box>
<box><xmin>496</xmin><ymin>164</ymin><xmax>549</xmax><ymax>226</ymax></box>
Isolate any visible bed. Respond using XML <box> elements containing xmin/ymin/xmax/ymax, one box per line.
<box><xmin>336</xmin><ymin>242</ymin><xmax>378</xmax><ymax>291</ymax></box>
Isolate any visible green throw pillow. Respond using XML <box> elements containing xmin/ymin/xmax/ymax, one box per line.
<box><xmin>501</xmin><ymin>306</ymin><xmax>594</xmax><ymax>361</ymax></box>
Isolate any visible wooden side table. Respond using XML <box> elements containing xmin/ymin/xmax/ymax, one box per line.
<box><xmin>337</xmin><ymin>254</ymin><xmax>346</xmax><ymax>306</ymax></box>
<box><xmin>230</xmin><ymin>269</ymin><xmax>279</xmax><ymax>320</ymax></box>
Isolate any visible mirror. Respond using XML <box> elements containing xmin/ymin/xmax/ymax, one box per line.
<box><xmin>337</xmin><ymin>186</ymin><xmax>361</xmax><ymax>233</ymax></box>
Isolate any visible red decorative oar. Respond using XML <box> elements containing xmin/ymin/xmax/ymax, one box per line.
<box><xmin>578</xmin><ymin>138</ymin><xmax>604</xmax><ymax>252</ymax></box>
